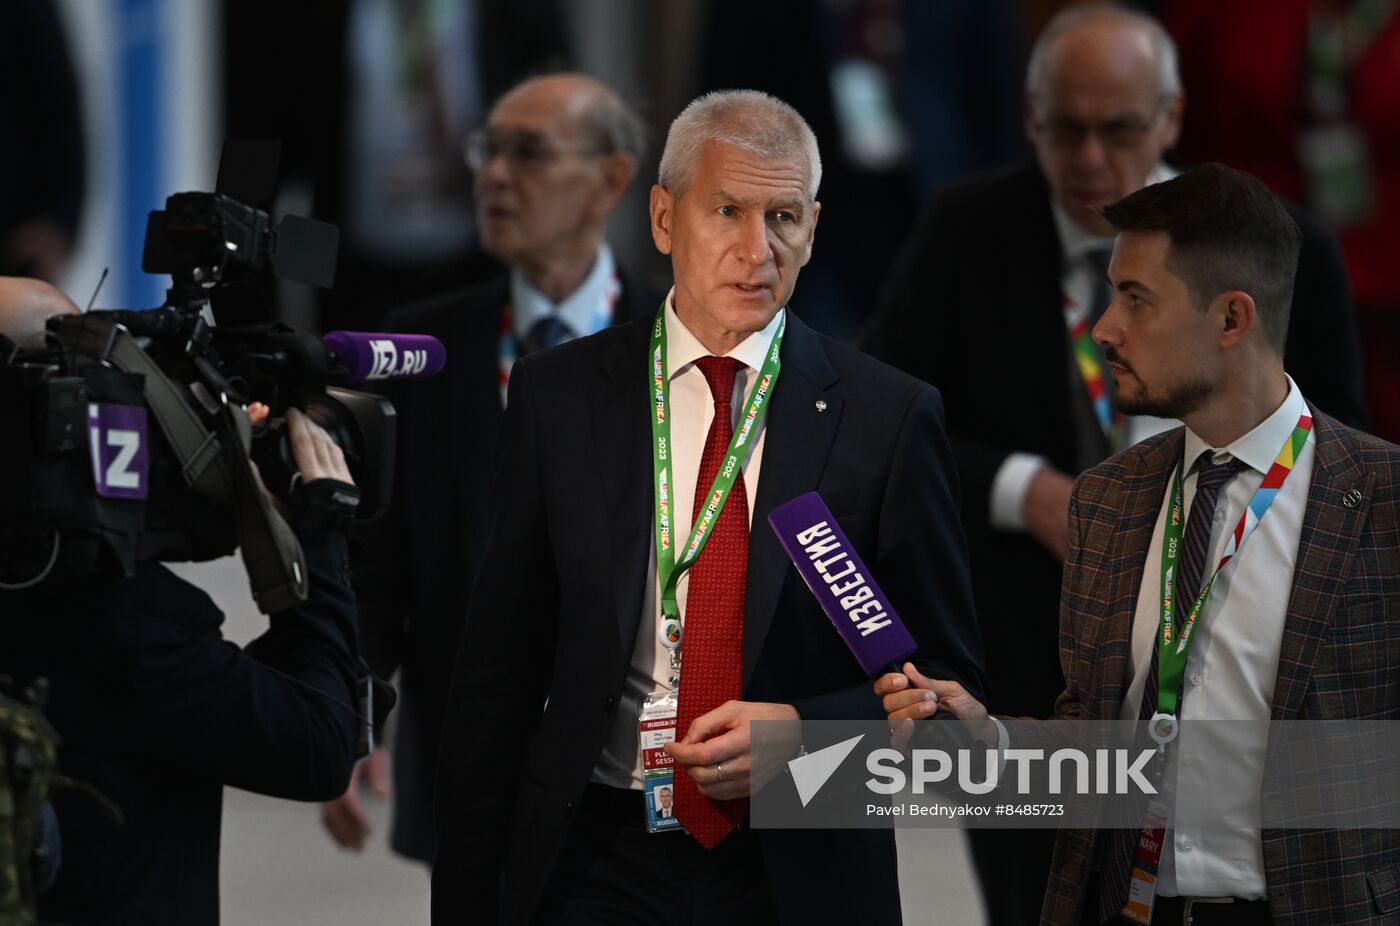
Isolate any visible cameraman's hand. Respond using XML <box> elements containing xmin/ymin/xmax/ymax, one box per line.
<box><xmin>286</xmin><ymin>407</ymin><xmax>354</xmax><ymax>485</ymax></box>
<box><xmin>320</xmin><ymin>749</ymin><xmax>391</xmax><ymax>851</ymax></box>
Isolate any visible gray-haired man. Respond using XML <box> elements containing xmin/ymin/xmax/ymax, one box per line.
<box><xmin>331</xmin><ymin>73</ymin><xmax>659</xmax><ymax>865</ymax></box>
<box><xmin>431</xmin><ymin>89</ymin><xmax>986</xmax><ymax>925</ymax></box>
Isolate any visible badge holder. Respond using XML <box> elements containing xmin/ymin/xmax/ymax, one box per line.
<box><xmin>1121</xmin><ymin>796</ymin><xmax>1173</xmax><ymax>925</ymax></box>
<box><xmin>641</xmin><ymin>690</ymin><xmax>682</xmax><ymax>833</ymax></box>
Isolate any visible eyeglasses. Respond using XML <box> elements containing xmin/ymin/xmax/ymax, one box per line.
<box><xmin>1035</xmin><ymin>99</ymin><xmax>1170</xmax><ymax>152</ymax></box>
<box><xmin>464</xmin><ymin>129</ymin><xmax>607</xmax><ymax>171</ymax></box>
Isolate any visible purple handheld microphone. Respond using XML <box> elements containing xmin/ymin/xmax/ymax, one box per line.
<box><xmin>323</xmin><ymin>331</ymin><xmax>447</xmax><ymax>384</ymax></box>
<box><xmin>768</xmin><ymin>492</ymin><xmax>918</xmax><ymax>677</ymax></box>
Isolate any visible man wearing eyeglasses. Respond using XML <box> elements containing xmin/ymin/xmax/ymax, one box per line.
<box><xmin>860</xmin><ymin>5</ymin><xmax>1367</xmax><ymax>924</ymax></box>
<box><xmin>328</xmin><ymin>73</ymin><xmax>658</xmax><ymax>865</ymax></box>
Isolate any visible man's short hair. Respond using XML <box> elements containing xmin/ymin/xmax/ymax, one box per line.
<box><xmin>1100</xmin><ymin>163</ymin><xmax>1302</xmax><ymax>354</ymax></box>
<box><xmin>579</xmin><ymin>90</ymin><xmax>648</xmax><ymax>165</ymax></box>
<box><xmin>1025</xmin><ymin>3</ymin><xmax>1182</xmax><ymax>106</ymax></box>
<box><xmin>658</xmin><ymin>89</ymin><xmax>821</xmax><ymax>202</ymax></box>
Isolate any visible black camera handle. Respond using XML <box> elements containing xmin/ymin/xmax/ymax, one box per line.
<box><xmin>58</xmin><ymin>315</ymin><xmax>228</xmax><ymax>501</ymax></box>
<box><xmin>56</xmin><ymin>315</ymin><xmax>309</xmax><ymax>613</ymax></box>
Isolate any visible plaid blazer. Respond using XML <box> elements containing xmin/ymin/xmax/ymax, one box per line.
<box><xmin>1041</xmin><ymin>406</ymin><xmax>1400</xmax><ymax>925</ymax></box>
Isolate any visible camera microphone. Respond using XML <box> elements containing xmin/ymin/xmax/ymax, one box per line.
<box><xmin>322</xmin><ymin>331</ymin><xmax>447</xmax><ymax>384</ymax></box>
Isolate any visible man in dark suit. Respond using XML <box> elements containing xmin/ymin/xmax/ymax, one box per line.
<box><xmin>431</xmin><ymin>89</ymin><xmax>986</xmax><ymax>924</ymax></box>
<box><xmin>879</xmin><ymin>164</ymin><xmax>1400</xmax><ymax>924</ymax></box>
<box><xmin>859</xmin><ymin>6</ymin><xmax>1368</xmax><ymax>922</ymax></box>
<box><xmin>325</xmin><ymin>74</ymin><xmax>656</xmax><ymax>862</ymax></box>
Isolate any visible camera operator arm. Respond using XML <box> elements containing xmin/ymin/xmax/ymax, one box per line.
<box><xmin>6</xmin><ymin>530</ymin><xmax>363</xmax><ymax>806</ymax></box>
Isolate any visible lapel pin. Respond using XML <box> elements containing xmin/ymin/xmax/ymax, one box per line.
<box><xmin>1343</xmin><ymin>488</ymin><xmax>1362</xmax><ymax>509</ymax></box>
<box><xmin>815</xmin><ymin>400</ymin><xmax>827</xmax><ymax>413</ymax></box>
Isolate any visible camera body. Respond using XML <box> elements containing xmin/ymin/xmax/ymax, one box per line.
<box><xmin>0</xmin><ymin>158</ymin><xmax>395</xmax><ymax>611</ymax></box>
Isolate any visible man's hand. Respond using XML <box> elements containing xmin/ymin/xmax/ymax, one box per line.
<box><xmin>1023</xmin><ymin>467</ymin><xmax>1074</xmax><ymax>563</ymax></box>
<box><xmin>875</xmin><ymin>662</ymin><xmax>995</xmax><ymax>752</ymax></box>
<box><xmin>663</xmin><ymin>700</ymin><xmax>800</xmax><ymax>800</ymax></box>
<box><xmin>249</xmin><ymin>405</ymin><xmax>356</xmax><ymax>514</ymax></box>
<box><xmin>320</xmin><ymin>749</ymin><xmax>391</xmax><ymax>851</ymax></box>
<box><xmin>285</xmin><ymin>406</ymin><xmax>353</xmax><ymax>484</ymax></box>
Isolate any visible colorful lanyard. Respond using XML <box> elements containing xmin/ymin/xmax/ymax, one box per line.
<box><xmin>1061</xmin><ymin>262</ymin><xmax>1124</xmax><ymax>452</ymax></box>
<box><xmin>1149</xmin><ymin>413</ymin><xmax>1313</xmax><ymax>744</ymax></box>
<box><xmin>1070</xmin><ymin>316</ymin><xmax>1124</xmax><ymax>451</ymax></box>
<box><xmin>649</xmin><ymin>303</ymin><xmax>784</xmax><ymax>630</ymax></box>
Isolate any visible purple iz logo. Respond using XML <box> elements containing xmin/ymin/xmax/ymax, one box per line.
<box><xmin>87</xmin><ymin>404</ymin><xmax>149</xmax><ymax>499</ymax></box>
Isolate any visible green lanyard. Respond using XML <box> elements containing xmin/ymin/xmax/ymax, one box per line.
<box><xmin>1151</xmin><ymin>415</ymin><xmax>1313</xmax><ymax>743</ymax></box>
<box><xmin>649</xmin><ymin>303</ymin><xmax>785</xmax><ymax>625</ymax></box>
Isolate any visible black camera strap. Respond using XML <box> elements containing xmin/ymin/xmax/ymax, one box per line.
<box><xmin>57</xmin><ymin>315</ymin><xmax>310</xmax><ymax>613</ymax></box>
<box><xmin>108</xmin><ymin>328</ymin><xmax>230</xmax><ymax>501</ymax></box>
<box><xmin>223</xmin><ymin>403</ymin><xmax>309</xmax><ymax>613</ymax></box>
<box><xmin>57</xmin><ymin>316</ymin><xmax>229</xmax><ymax>502</ymax></box>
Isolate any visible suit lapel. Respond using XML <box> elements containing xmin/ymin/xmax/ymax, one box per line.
<box><xmin>741</xmin><ymin>315</ymin><xmax>841</xmax><ymax>687</ymax></box>
<box><xmin>592</xmin><ymin>321</ymin><xmax>655</xmax><ymax>658</ymax></box>
<box><xmin>1090</xmin><ymin>432</ymin><xmax>1181</xmax><ymax>713</ymax></box>
<box><xmin>562</xmin><ymin>280</ymin><xmax>659</xmax><ymax>661</ymax></box>
<box><xmin>1271</xmin><ymin>410</ymin><xmax>1373</xmax><ymax>719</ymax></box>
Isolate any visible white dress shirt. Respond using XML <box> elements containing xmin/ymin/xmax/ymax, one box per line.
<box><xmin>989</xmin><ymin>164</ymin><xmax>1177</xmax><ymax>531</ymax></box>
<box><xmin>591</xmin><ymin>291</ymin><xmax>784</xmax><ymax>789</ymax></box>
<box><xmin>509</xmin><ymin>243</ymin><xmax>619</xmax><ymax>342</ymax></box>
<box><xmin>1117</xmin><ymin>377</ymin><xmax>1316</xmax><ymax>898</ymax></box>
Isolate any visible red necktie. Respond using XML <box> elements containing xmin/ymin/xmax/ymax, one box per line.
<box><xmin>674</xmin><ymin>356</ymin><xmax>748</xmax><ymax>848</ymax></box>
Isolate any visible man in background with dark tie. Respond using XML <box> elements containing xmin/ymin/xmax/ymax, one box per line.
<box><xmin>879</xmin><ymin>163</ymin><xmax>1400</xmax><ymax>925</ymax></box>
<box><xmin>325</xmin><ymin>73</ymin><xmax>657</xmax><ymax>864</ymax></box>
<box><xmin>860</xmin><ymin>7</ymin><xmax>1367</xmax><ymax>921</ymax></box>
<box><xmin>431</xmin><ymin>88</ymin><xmax>985</xmax><ymax>925</ymax></box>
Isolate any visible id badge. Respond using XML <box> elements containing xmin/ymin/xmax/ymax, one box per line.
<box><xmin>1298</xmin><ymin>122</ymin><xmax>1376</xmax><ymax>227</ymax></box>
<box><xmin>1121</xmin><ymin>797</ymin><xmax>1172</xmax><ymax>925</ymax></box>
<box><xmin>641</xmin><ymin>690</ymin><xmax>682</xmax><ymax>833</ymax></box>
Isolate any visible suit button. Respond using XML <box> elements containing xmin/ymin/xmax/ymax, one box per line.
<box><xmin>604</xmin><ymin>694</ymin><xmax>618</xmax><ymax>713</ymax></box>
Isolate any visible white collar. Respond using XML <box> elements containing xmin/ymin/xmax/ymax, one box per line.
<box><xmin>509</xmin><ymin>244</ymin><xmax>617</xmax><ymax>337</ymax></box>
<box><xmin>662</xmin><ymin>286</ymin><xmax>785</xmax><ymax>379</ymax></box>
<box><xmin>1182</xmin><ymin>375</ymin><xmax>1309</xmax><ymax>477</ymax></box>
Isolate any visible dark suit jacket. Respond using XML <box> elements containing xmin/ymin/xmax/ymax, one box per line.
<box><xmin>430</xmin><ymin>311</ymin><xmax>987</xmax><ymax>925</ymax></box>
<box><xmin>351</xmin><ymin>265</ymin><xmax>656</xmax><ymax>861</ymax></box>
<box><xmin>1</xmin><ymin>533</ymin><xmax>361</xmax><ymax>925</ymax></box>
<box><xmin>1041</xmin><ymin>410</ymin><xmax>1400</xmax><ymax>925</ymax></box>
<box><xmin>860</xmin><ymin>160</ymin><xmax>1369</xmax><ymax>718</ymax></box>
